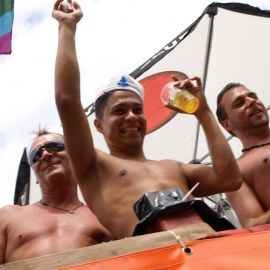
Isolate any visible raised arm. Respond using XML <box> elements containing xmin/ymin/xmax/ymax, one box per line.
<box><xmin>171</xmin><ymin>76</ymin><xmax>242</xmax><ymax>196</ymax></box>
<box><xmin>53</xmin><ymin>0</ymin><xmax>99</xmax><ymax>198</ymax></box>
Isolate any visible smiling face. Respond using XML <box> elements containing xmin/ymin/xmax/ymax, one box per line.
<box><xmin>30</xmin><ymin>133</ymin><xmax>73</xmax><ymax>187</ymax></box>
<box><xmin>219</xmin><ymin>86</ymin><xmax>269</xmax><ymax>136</ymax></box>
<box><xmin>94</xmin><ymin>90</ymin><xmax>147</xmax><ymax>150</ymax></box>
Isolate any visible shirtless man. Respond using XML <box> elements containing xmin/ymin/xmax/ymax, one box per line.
<box><xmin>53</xmin><ymin>0</ymin><xmax>241</xmax><ymax>239</ymax></box>
<box><xmin>217</xmin><ymin>83</ymin><xmax>270</xmax><ymax>228</ymax></box>
<box><xmin>0</xmin><ymin>130</ymin><xmax>111</xmax><ymax>264</ymax></box>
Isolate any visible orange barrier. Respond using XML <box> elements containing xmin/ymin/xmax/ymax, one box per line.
<box><xmin>59</xmin><ymin>230</ymin><xmax>270</xmax><ymax>270</ymax></box>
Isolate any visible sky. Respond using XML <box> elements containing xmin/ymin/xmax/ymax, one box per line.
<box><xmin>1</xmin><ymin>0</ymin><xmax>270</xmax><ymax>207</ymax></box>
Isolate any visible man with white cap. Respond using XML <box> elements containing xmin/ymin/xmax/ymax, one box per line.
<box><xmin>53</xmin><ymin>0</ymin><xmax>242</xmax><ymax>239</ymax></box>
<box><xmin>0</xmin><ymin>128</ymin><xmax>112</xmax><ymax>264</ymax></box>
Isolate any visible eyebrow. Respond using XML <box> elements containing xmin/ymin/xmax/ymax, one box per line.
<box><xmin>232</xmin><ymin>91</ymin><xmax>257</xmax><ymax>106</ymax></box>
<box><xmin>111</xmin><ymin>100</ymin><xmax>142</xmax><ymax>108</ymax></box>
<box><xmin>247</xmin><ymin>92</ymin><xmax>257</xmax><ymax>97</ymax></box>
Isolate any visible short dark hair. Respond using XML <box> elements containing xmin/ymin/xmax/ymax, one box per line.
<box><xmin>216</xmin><ymin>83</ymin><xmax>244</xmax><ymax>122</ymax></box>
<box><xmin>216</xmin><ymin>83</ymin><xmax>244</xmax><ymax>137</ymax></box>
<box><xmin>94</xmin><ymin>91</ymin><xmax>114</xmax><ymax>119</ymax></box>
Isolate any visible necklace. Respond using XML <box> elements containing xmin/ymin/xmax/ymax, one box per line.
<box><xmin>39</xmin><ymin>200</ymin><xmax>84</xmax><ymax>214</ymax></box>
<box><xmin>242</xmin><ymin>142</ymin><xmax>270</xmax><ymax>152</ymax></box>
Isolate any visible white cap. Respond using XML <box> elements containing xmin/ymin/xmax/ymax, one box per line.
<box><xmin>94</xmin><ymin>75</ymin><xmax>144</xmax><ymax>102</ymax></box>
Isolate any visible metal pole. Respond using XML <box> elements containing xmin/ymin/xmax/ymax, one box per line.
<box><xmin>192</xmin><ymin>13</ymin><xmax>216</xmax><ymax>161</ymax></box>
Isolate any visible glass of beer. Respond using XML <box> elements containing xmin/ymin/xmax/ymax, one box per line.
<box><xmin>160</xmin><ymin>82</ymin><xmax>199</xmax><ymax>114</ymax></box>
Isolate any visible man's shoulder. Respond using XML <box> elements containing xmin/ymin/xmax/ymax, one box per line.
<box><xmin>237</xmin><ymin>150</ymin><xmax>266</xmax><ymax>184</ymax></box>
<box><xmin>237</xmin><ymin>150</ymin><xmax>264</xmax><ymax>168</ymax></box>
<box><xmin>0</xmin><ymin>205</ymin><xmax>25</xmax><ymax>225</ymax></box>
<box><xmin>0</xmin><ymin>204</ymin><xmax>29</xmax><ymax>214</ymax></box>
<box><xmin>237</xmin><ymin>150</ymin><xmax>259</xmax><ymax>164</ymax></box>
<box><xmin>149</xmin><ymin>159</ymin><xmax>183</xmax><ymax>171</ymax></box>
<box><xmin>95</xmin><ymin>148</ymin><xmax>108</xmax><ymax>157</ymax></box>
<box><xmin>0</xmin><ymin>204</ymin><xmax>42</xmax><ymax>227</ymax></box>
<box><xmin>0</xmin><ymin>204</ymin><xmax>20</xmax><ymax>212</ymax></box>
<box><xmin>155</xmin><ymin>158</ymin><xmax>181</xmax><ymax>165</ymax></box>
<box><xmin>0</xmin><ymin>204</ymin><xmax>37</xmax><ymax>217</ymax></box>
<box><xmin>95</xmin><ymin>149</ymin><xmax>116</xmax><ymax>166</ymax></box>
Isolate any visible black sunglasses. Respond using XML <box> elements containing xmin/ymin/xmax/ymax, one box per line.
<box><xmin>29</xmin><ymin>141</ymin><xmax>65</xmax><ymax>165</ymax></box>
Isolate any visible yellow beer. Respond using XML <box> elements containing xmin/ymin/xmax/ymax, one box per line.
<box><xmin>161</xmin><ymin>81</ymin><xmax>199</xmax><ymax>114</ymax></box>
<box><xmin>172</xmin><ymin>90</ymin><xmax>199</xmax><ymax>114</ymax></box>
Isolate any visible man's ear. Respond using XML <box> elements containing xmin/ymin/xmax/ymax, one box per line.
<box><xmin>220</xmin><ymin>119</ymin><xmax>233</xmax><ymax>133</ymax></box>
<box><xmin>94</xmin><ymin>118</ymin><xmax>103</xmax><ymax>134</ymax></box>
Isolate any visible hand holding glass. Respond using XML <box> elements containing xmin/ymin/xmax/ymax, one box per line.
<box><xmin>160</xmin><ymin>82</ymin><xmax>199</xmax><ymax>114</ymax></box>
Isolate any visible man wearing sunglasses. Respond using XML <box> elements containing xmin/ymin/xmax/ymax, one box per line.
<box><xmin>0</xmin><ymin>129</ymin><xmax>112</xmax><ymax>264</ymax></box>
<box><xmin>53</xmin><ymin>0</ymin><xmax>242</xmax><ymax>240</ymax></box>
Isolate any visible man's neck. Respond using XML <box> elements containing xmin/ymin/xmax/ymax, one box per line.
<box><xmin>109</xmin><ymin>145</ymin><xmax>146</xmax><ymax>161</ymax></box>
<box><xmin>41</xmin><ymin>188</ymin><xmax>80</xmax><ymax>207</ymax></box>
<box><xmin>238</xmin><ymin>127</ymin><xmax>270</xmax><ymax>149</ymax></box>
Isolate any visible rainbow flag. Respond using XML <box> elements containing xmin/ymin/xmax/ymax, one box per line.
<box><xmin>0</xmin><ymin>0</ymin><xmax>14</xmax><ymax>54</ymax></box>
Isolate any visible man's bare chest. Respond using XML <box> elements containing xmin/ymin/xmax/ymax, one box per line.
<box><xmin>100</xmin><ymin>159</ymin><xmax>188</xmax><ymax>202</ymax></box>
<box><xmin>241</xmin><ymin>151</ymin><xmax>270</xmax><ymax>208</ymax></box>
<box><xmin>7</xmin><ymin>211</ymin><xmax>91</xmax><ymax>245</ymax></box>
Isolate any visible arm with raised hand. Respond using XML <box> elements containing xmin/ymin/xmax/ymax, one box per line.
<box><xmin>168</xmin><ymin>76</ymin><xmax>242</xmax><ymax>196</ymax></box>
<box><xmin>53</xmin><ymin>0</ymin><xmax>99</xmax><ymax>197</ymax></box>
